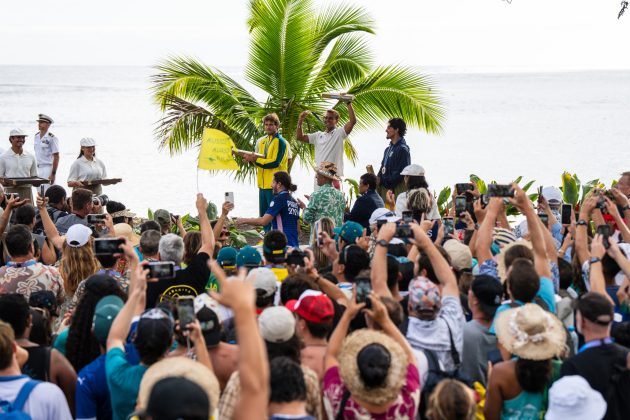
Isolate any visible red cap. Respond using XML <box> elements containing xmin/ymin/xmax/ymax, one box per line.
<box><xmin>286</xmin><ymin>290</ymin><xmax>334</xmax><ymax>324</ymax></box>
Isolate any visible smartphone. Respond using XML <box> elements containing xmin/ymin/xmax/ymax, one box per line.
<box><xmin>537</xmin><ymin>186</ymin><xmax>543</xmax><ymax>200</ymax></box>
<box><xmin>225</xmin><ymin>192</ymin><xmax>234</xmax><ymax>205</ymax></box>
<box><xmin>443</xmin><ymin>217</ymin><xmax>454</xmax><ymax>237</ymax></box>
<box><xmin>456</xmin><ymin>183</ymin><xmax>473</xmax><ymax>195</ymax></box>
<box><xmin>87</xmin><ymin>213</ymin><xmax>107</xmax><ymax>224</ymax></box>
<box><xmin>93</xmin><ymin>238</ymin><xmax>124</xmax><ymax>255</ymax></box>
<box><xmin>561</xmin><ymin>204</ymin><xmax>572</xmax><ymax>225</ymax></box>
<box><xmin>314</xmin><ymin>220</ymin><xmax>322</xmax><ymax>247</ymax></box>
<box><xmin>455</xmin><ymin>195</ymin><xmax>467</xmax><ymax>215</ymax></box>
<box><xmin>480</xmin><ymin>194</ymin><xmax>489</xmax><ymax>206</ymax></box>
<box><xmin>147</xmin><ymin>261</ymin><xmax>175</xmax><ymax>280</ymax></box>
<box><xmin>177</xmin><ymin>296</ymin><xmax>195</xmax><ymax>330</ymax></box>
<box><xmin>597</xmin><ymin>225</ymin><xmax>611</xmax><ymax>249</ymax></box>
<box><xmin>487</xmin><ymin>184</ymin><xmax>515</xmax><ymax>198</ymax></box>
<box><xmin>40</xmin><ymin>185</ymin><xmax>45</xmax><ymax>197</ymax></box>
<box><xmin>355</xmin><ymin>278</ymin><xmax>372</xmax><ymax>307</ymax></box>
<box><xmin>395</xmin><ymin>222</ymin><xmax>413</xmax><ymax>238</ymax></box>
<box><xmin>538</xmin><ymin>213</ymin><xmax>549</xmax><ymax>228</ymax></box>
<box><xmin>402</xmin><ymin>210</ymin><xmax>413</xmax><ymax>223</ymax></box>
<box><xmin>376</xmin><ymin>219</ymin><xmax>386</xmax><ymax>230</ymax></box>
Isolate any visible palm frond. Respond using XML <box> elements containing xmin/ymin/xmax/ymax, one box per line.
<box><xmin>313</xmin><ymin>3</ymin><xmax>375</xmax><ymax>55</ymax></box>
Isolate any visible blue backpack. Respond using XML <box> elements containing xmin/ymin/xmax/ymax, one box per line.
<box><xmin>0</xmin><ymin>379</ymin><xmax>41</xmax><ymax>419</ymax></box>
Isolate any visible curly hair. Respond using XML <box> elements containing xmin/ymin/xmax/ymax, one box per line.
<box><xmin>65</xmin><ymin>275</ymin><xmax>127</xmax><ymax>372</ymax></box>
<box><xmin>59</xmin><ymin>239</ymin><xmax>100</xmax><ymax>296</ymax></box>
<box><xmin>183</xmin><ymin>231</ymin><xmax>202</xmax><ymax>266</ymax></box>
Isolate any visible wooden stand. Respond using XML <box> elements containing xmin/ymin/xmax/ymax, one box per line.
<box><xmin>0</xmin><ymin>177</ymin><xmax>50</xmax><ymax>203</ymax></box>
<box><xmin>80</xmin><ymin>178</ymin><xmax>122</xmax><ymax>195</ymax></box>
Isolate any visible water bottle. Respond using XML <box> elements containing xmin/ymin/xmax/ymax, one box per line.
<box><xmin>568</xmin><ymin>326</ymin><xmax>578</xmax><ymax>355</ymax></box>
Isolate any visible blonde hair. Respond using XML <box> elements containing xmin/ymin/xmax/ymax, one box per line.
<box><xmin>0</xmin><ymin>320</ymin><xmax>15</xmax><ymax>370</ymax></box>
<box><xmin>311</xmin><ymin>217</ymin><xmax>335</xmax><ymax>269</ymax></box>
<box><xmin>426</xmin><ymin>379</ymin><xmax>476</xmax><ymax>420</ymax></box>
<box><xmin>407</xmin><ymin>188</ymin><xmax>432</xmax><ymax>214</ymax></box>
<box><xmin>263</xmin><ymin>113</ymin><xmax>280</xmax><ymax>126</ymax></box>
<box><xmin>59</xmin><ymin>238</ymin><xmax>100</xmax><ymax>296</ymax></box>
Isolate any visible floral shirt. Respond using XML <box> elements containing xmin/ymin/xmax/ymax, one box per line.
<box><xmin>0</xmin><ymin>261</ymin><xmax>64</xmax><ymax>302</ymax></box>
<box><xmin>303</xmin><ymin>183</ymin><xmax>345</xmax><ymax>227</ymax></box>
<box><xmin>323</xmin><ymin>364</ymin><xmax>420</xmax><ymax>420</ymax></box>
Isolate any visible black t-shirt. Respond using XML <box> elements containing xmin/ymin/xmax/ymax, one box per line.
<box><xmin>145</xmin><ymin>252</ymin><xmax>211</xmax><ymax>308</ymax></box>
<box><xmin>560</xmin><ymin>342</ymin><xmax>630</xmax><ymax>420</ymax></box>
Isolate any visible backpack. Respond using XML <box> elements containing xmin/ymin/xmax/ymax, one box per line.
<box><xmin>604</xmin><ymin>348</ymin><xmax>630</xmax><ymax>420</ymax></box>
<box><xmin>419</xmin><ymin>319</ymin><xmax>472</xmax><ymax>420</ymax></box>
<box><xmin>0</xmin><ymin>379</ymin><xmax>41</xmax><ymax>419</ymax></box>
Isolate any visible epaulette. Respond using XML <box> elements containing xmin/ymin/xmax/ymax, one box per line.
<box><xmin>48</xmin><ymin>132</ymin><xmax>54</xmax><ymax>137</ymax></box>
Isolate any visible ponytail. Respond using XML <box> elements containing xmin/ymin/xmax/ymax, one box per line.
<box><xmin>274</xmin><ymin>171</ymin><xmax>297</xmax><ymax>192</ymax></box>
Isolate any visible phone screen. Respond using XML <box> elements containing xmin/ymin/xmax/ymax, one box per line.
<box><xmin>87</xmin><ymin>214</ymin><xmax>107</xmax><ymax>224</ymax></box>
<box><xmin>355</xmin><ymin>279</ymin><xmax>372</xmax><ymax>305</ymax></box>
<box><xmin>561</xmin><ymin>204</ymin><xmax>572</xmax><ymax>225</ymax></box>
<box><xmin>148</xmin><ymin>262</ymin><xmax>175</xmax><ymax>279</ymax></box>
<box><xmin>177</xmin><ymin>297</ymin><xmax>195</xmax><ymax>329</ymax></box>
<box><xmin>93</xmin><ymin>238</ymin><xmax>124</xmax><ymax>255</ymax></box>
<box><xmin>597</xmin><ymin>225</ymin><xmax>611</xmax><ymax>248</ymax></box>
<box><xmin>538</xmin><ymin>213</ymin><xmax>549</xmax><ymax>227</ymax></box>
<box><xmin>487</xmin><ymin>184</ymin><xmax>514</xmax><ymax>198</ymax></box>
<box><xmin>402</xmin><ymin>211</ymin><xmax>413</xmax><ymax>223</ymax></box>
<box><xmin>443</xmin><ymin>218</ymin><xmax>454</xmax><ymax>236</ymax></box>
<box><xmin>455</xmin><ymin>196</ymin><xmax>467</xmax><ymax>215</ymax></box>
<box><xmin>456</xmin><ymin>183</ymin><xmax>473</xmax><ymax>195</ymax></box>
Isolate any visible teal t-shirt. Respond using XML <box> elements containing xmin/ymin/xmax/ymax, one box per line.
<box><xmin>53</xmin><ymin>328</ymin><xmax>68</xmax><ymax>355</ymax></box>
<box><xmin>106</xmin><ymin>347</ymin><xmax>147</xmax><ymax>420</ymax></box>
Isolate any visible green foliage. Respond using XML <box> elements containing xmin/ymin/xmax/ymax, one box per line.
<box><xmin>344</xmin><ymin>177</ymin><xmax>360</xmax><ymax>209</ymax></box>
<box><xmin>436</xmin><ymin>186</ymin><xmax>451</xmax><ymax>216</ymax></box>
<box><xmin>561</xmin><ymin>172</ymin><xmax>602</xmax><ymax>206</ymax></box>
<box><xmin>152</xmin><ymin>0</ymin><xmax>444</xmax><ymax>182</ymax></box>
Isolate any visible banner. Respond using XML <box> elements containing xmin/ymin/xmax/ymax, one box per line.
<box><xmin>197</xmin><ymin>128</ymin><xmax>239</xmax><ymax>171</ymax></box>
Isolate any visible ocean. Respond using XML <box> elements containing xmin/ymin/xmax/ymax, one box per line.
<box><xmin>1</xmin><ymin>65</ymin><xmax>629</xmax><ymax>217</ymax></box>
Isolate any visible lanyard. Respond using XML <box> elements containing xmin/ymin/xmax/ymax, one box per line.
<box><xmin>578</xmin><ymin>337</ymin><xmax>614</xmax><ymax>353</ymax></box>
<box><xmin>382</xmin><ymin>142</ymin><xmax>395</xmax><ymax>168</ymax></box>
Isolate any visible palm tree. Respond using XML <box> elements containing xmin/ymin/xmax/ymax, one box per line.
<box><xmin>152</xmin><ymin>0</ymin><xmax>444</xmax><ymax>181</ymax></box>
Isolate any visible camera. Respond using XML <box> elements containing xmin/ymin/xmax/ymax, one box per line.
<box><xmin>286</xmin><ymin>249</ymin><xmax>307</xmax><ymax>266</ymax></box>
<box><xmin>92</xmin><ymin>194</ymin><xmax>109</xmax><ymax>207</ymax></box>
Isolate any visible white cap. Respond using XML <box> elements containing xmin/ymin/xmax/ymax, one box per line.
<box><xmin>369</xmin><ymin>208</ymin><xmax>401</xmax><ymax>226</ymax></box>
<box><xmin>258</xmin><ymin>306</ymin><xmax>295</xmax><ymax>343</ymax></box>
<box><xmin>400</xmin><ymin>164</ymin><xmax>425</xmax><ymax>176</ymax></box>
<box><xmin>248</xmin><ymin>267</ymin><xmax>278</xmax><ymax>298</ymax></box>
<box><xmin>37</xmin><ymin>114</ymin><xmax>54</xmax><ymax>124</ymax></box>
<box><xmin>9</xmin><ymin>129</ymin><xmax>27</xmax><ymax>137</ymax></box>
<box><xmin>542</xmin><ymin>186</ymin><xmax>563</xmax><ymax>204</ymax></box>
<box><xmin>545</xmin><ymin>375</ymin><xmax>607</xmax><ymax>420</ymax></box>
<box><xmin>194</xmin><ymin>294</ymin><xmax>223</xmax><ymax>322</ymax></box>
<box><xmin>65</xmin><ymin>224</ymin><xmax>92</xmax><ymax>247</ymax></box>
<box><xmin>80</xmin><ymin>137</ymin><xmax>97</xmax><ymax>147</ymax></box>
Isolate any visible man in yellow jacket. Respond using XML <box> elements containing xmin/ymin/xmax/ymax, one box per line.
<box><xmin>243</xmin><ymin>113</ymin><xmax>289</xmax><ymax>231</ymax></box>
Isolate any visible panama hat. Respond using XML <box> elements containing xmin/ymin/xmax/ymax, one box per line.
<box><xmin>314</xmin><ymin>161</ymin><xmax>340</xmax><ymax>181</ymax></box>
<box><xmin>338</xmin><ymin>329</ymin><xmax>408</xmax><ymax>405</ymax></box>
<box><xmin>495</xmin><ymin>303</ymin><xmax>566</xmax><ymax>360</ymax></box>
<box><xmin>137</xmin><ymin>356</ymin><xmax>220</xmax><ymax>415</ymax></box>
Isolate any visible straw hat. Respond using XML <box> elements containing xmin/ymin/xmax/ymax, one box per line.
<box><xmin>314</xmin><ymin>161</ymin><xmax>340</xmax><ymax>181</ymax></box>
<box><xmin>113</xmin><ymin>223</ymin><xmax>140</xmax><ymax>247</ymax></box>
<box><xmin>137</xmin><ymin>357</ymin><xmax>220</xmax><ymax>415</ymax></box>
<box><xmin>338</xmin><ymin>329</ymin><xmax>408</xmax><ymax>405</ymax></box>
<box><xmin>495</xmin><ymin>304</ymin><xmax>566</xmax><ymax>360</ymax></box>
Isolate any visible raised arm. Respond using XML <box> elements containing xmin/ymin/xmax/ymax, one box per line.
<box><xmin>411</xmin><ymin>224</ymin><xmax>459</xmax><ymax>297</ymax></box>
<box><xmin>576</xmin><ymin>196</ymin><xmax>597</xmax><ymax>265</ymax></box>
<box><xmin>107</xmin><ymin>263</ymin><xmax>148</xmax><ymax>351</ymax></box>
<box><xmin>588</xmin><ymin>235</ymin><xmax>616</xmax><ymax>306</ymax></box>
<box><xmin>296</xmin><ymin>111</ymin><xmax>311</xmax><ymax>143</ymax></box>
<box><xmin>325</xmin><ymin>290</ymin><xmax>365</xmax><ymax>370</ymax></box>
<box><xmin>214</xmin><ymin>202</ymin><xmax>234</xmax><ymax>240</ymax></box>
<box><xmin>209</xmin><ymin>262</ymin><xmax>268</xmax><ymax>420</ymax></box>
<box><xmin>303</xmin><ymin>249</ymin><xmax>347</xmax><ymax>304</ymax></box>
<box><xmin>196</xmin><ymin>194</ymin><xmax>215</xmax><ymax>256</ymax></box>
<box><xmin>370</xmin><ymin>223</ymin><xmax>395</xmax><ymax>297</ymax></box>
<box><xmin>344</xmin><ymin>101</ymin><xmax>356</xmax><ymax>135</ymax></box>
<box><xmin>0</xmin><ymin>197</ymin><xmax>28</xmax><ymax>237</ymax></box>
<box><xmin>35</xmin><ymin>195</ymin><xmax>64</xmax><ymax>250</ymax></box>
<box><xmin>605</xmin><ymin>196</ymin><xmax>630</xmax><ymax>244</ymax></box>
<box><xmin>475</xmin><ymin>198</ymin><xmax>501</xmax><ymax>264</ymax></box>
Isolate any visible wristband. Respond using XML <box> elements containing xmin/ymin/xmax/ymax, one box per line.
<box><xmin>623</xmin><ymin>205</ymin><xmax>630</xmax><ymax>212</ymax></box>
<box><xmin>590</xmin><ymin>256</ymin><xmax>601</xmax><ymax>264</ymax></box>
<box><xmin>51</xmin><ymin>170</ymin><xmax>56</xmax><ymax>175</ymax></box>
<box><xmin>376</xmin><ymin>239</ymin><xmax>389</xmax><ymax>248</ymax></box>
<box><xmin>576</xmin><ymin>219</ymin><xmax>588</xmax><ymax>226</ymax></box>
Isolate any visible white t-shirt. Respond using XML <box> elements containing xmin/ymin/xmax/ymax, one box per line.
<box><xmin>307</xmin><ymin>127</ymin><xmax>347</xmax><ymax>176</ymax></box>
<box><xmin>0</xmin><ymin>150</ymin><xmax>38</xmax><ymax>178</ymax></box>
<box><xmin>0</xmin><ymin>375</ymin><xmax>72</xmax><ymax>420</ymax></box>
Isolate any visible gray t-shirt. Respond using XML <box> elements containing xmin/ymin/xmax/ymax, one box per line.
<box><xmin>54</xmin><ymin>213</ymin><xmax>87</xmax><ymax>235</ymax></box>
<box><xmin>406</xmin><ymin>295</ymin><xmax>465</xmax><ymax>372</ymax></box>
<box><xmin>461</xmin><ymin>319</ymin><xmax>497</xmax><ymax>386</ymax></box>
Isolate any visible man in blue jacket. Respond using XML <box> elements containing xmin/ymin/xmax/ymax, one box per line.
<box><xmin>344</xmin><ymin>173</ymin><xmax>384</xmax><ymax>233</ymax></box>
<box><xmin>376</xmin><ymin>118</ymin><xmax>411</xmax><ymax>202</ymax></box>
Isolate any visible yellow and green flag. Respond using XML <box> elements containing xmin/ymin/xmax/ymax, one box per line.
<box><xmin>197</xmin><ymin>128</ymin><xmax>239</xmax><ymax>171</ymax></box>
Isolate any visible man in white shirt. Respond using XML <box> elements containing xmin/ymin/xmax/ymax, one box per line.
<box><xmin>296</xmin><ymin>100</ymin><xmax>356</xmax><ymax>189</ymax></box>
<box><xmin>0</xmin><ymin>129</ymin><xmax>38</xmax><ymax>201</ymax></box>
<box><xmin>34</xmin><ymin>114</ymin><xmax>60</xmax><ymax>192</ymax></box>
<box><xmin>0</xmin><ymin>320</ymin><xmax>72</xmax><ymax>419</ymax></box>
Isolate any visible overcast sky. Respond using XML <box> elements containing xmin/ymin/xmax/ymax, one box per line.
<box><xmin>1</xmin><ymin>0</ymin><xmax>629</xmax><ymax>69</ymax></box>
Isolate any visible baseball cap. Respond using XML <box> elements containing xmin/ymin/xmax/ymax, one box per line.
<box><xmin>286</xmin><ymin>290</ymin><xmax>334</xmax><ymax>324</ymax></box>
<box><xmin>258</xmin><ymin>306</ymin><xmax>296</xmax><ymax>343</ymax></box>
<box><xmin>9</xmin><ymin>129</ymin><xmax>27</xmax><ymax>137</ymax></box>
<box><xmin>217</xmin><ymin>246</ymin><xmax>238</xmax><ymax>269</ymax></box>
<box><xmin>145</xmin><ymin>377</ymin><xmax>210</xmax><ymax>420</ymax></box>
<box><xmin>337</xmin><ymin>221</ymin><xmax>364</xmax><ymax>245</ymax></box>
<box><xmin>65</xmin><ymin>224</ymin><xmax>92</xmax><ymax>247</ymax></box>
<box><xmin>442</xmin><ymin>240</ymin><xmax>472</xmax><ymax>271</ymax></box>
<box><xmin>92</xmin><ymin>295</ymin><xmax>124</xmax><ymax>345</ymax></box>
<box><xmin>542</xmin><ymin>186</ymin><xmax>563</xmax><ymax>204</ymax></box>
<box><xmin>470</xmin><ymin>275</ymin><xmax>504</xmax><ymax>317</ymax></box>
<box><xmin>575</xmin><ymin>292</ymin><xmax>614</xmax><ymax>326</ymax></box>
<box><xmin>135</xmin><ymin>308</ymin><xmax>175</xmax><ymax>350</ymax></box>
<box><xmin>248</xmin><ymin>267</ymin><xmax>277</xmax><ymax>298</ymax></box>
<box><xmin>236</xmin><ymin>245</ymin><xmax>262</xmax><ymax>268</ymax></box>
<box><xmin>368</xmin><ymin>208</ymin><xmax>401</xmax><ymax>226</ymax></box>
<box><xmin>400</xmin><ymin>164</ymin><xmax>425</xmax><ymax>176</ymax></box>
<box><xmin>80</xmin><ymin>137</ymin><xmax>96</xmax><ymax>147</ymax></box>
<box><xmin>194</xmin><ymin>294</ymin><xmax>222</xmax><ymax>347</ymax></box>
<box><xmin>29</xmin><ymin>290</ymin><xmax>59</xmax><ymax>317</ymax></box>
<box><xmin>153</xmin><ymin>209</ymin><xmax>171</xmax><ymax>226</ymax></box>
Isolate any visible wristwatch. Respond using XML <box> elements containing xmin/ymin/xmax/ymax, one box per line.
<box><xmin>577</xmin><ymin>219</ymin><xmax>588</xmax><ymax>227</ymax></box>
<box><xmin>590</xmin><ymin>256</ymin><xmax>601</xmax><ymax>264</ymax></box>
<box><xmin>376</xmin><ymin>239</ymin><xmax>389</xmax><ymax>248</ymax></box>
<box><xmin>623</xmin><ymin>205</ymin><xmax>630</xmax><ymax>212</ymax></box>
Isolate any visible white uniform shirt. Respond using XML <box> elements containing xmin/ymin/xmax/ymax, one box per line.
<box><xmin>33</xmin><ymin>131</ymin><xmax>60</xmax><ymax>165</ymax></box>
<box><xmin>307</xmin><ymin>127</ymin><xmax>347</xmax><ymax>176</ymax></box>
<box><xmin>67</xmin><ymin>156</ymin><xmax>107</xmax><ymax>182</ymax></box>
<box><xmin>0</xmin><ymin>149</ymin><xmax>38</xmax><ymax>178</ymax></box>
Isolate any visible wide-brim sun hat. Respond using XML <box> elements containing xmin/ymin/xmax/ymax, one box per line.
<box><xmin>495</xmin><ymin>303</ymin><xmax>566</xmax><ymax>360</ymax></box>
<box><xmin>545</xmin><ymin>375</ymin><xmax>607</xmax><ymax>420</ymax></box>
<box><xmin>338</xmin><ymin>329</ymin><xmax>408</xmax><ymax>406</ymax></box>
<box><xmin>314</xmin><ymin>161</ymin><xmax>341</xmax><ymax>181</ymax></box>
<box><xmin>113</xmin><ymin>223</ymin><xmax>140</xmax><ymax>247</ymax></box>
<box><xmin>136</xmin><ymin>356</ymin><xmax>220</xmax><ymax>416</ymax></box>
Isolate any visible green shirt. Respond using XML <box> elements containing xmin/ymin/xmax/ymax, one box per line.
<box><xmin>106</xmin><ymin>347</ymin><xmax>148</xmax><ymax>420</ymax></box>
<box><xmin>303</xmin><ymin>183</ymin><xmax>345</xmax><ymax>227</ymax></box>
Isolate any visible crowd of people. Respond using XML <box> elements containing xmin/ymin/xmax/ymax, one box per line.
<box><xmin>1</xmin><ymin>109</ymin><xmax>630</xmax><ymax>420</ymax></box>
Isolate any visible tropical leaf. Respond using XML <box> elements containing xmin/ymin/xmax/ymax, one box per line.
<box><xmin>522</xmin><ymin>180</ymin><xmax>536</xmax><ymax>192</ymax></box>
<box><xmin>470</xmin><ymin>174</ymin><xmax>487</xmax><ymax>194</ymax></box>
<box><xmin>436</xmin><ymin>186</ymin><xmax>451</xmax><ymax>216</ymax></box>
<box><xmin>581</xmin><ymin>179</ymin><xmax>600</xmax><ymax>204</ymax></box>
<box><xmin>562</xmin><ymin>172</ymin><xmax>579</xmax><ymax>205</ymax></box>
